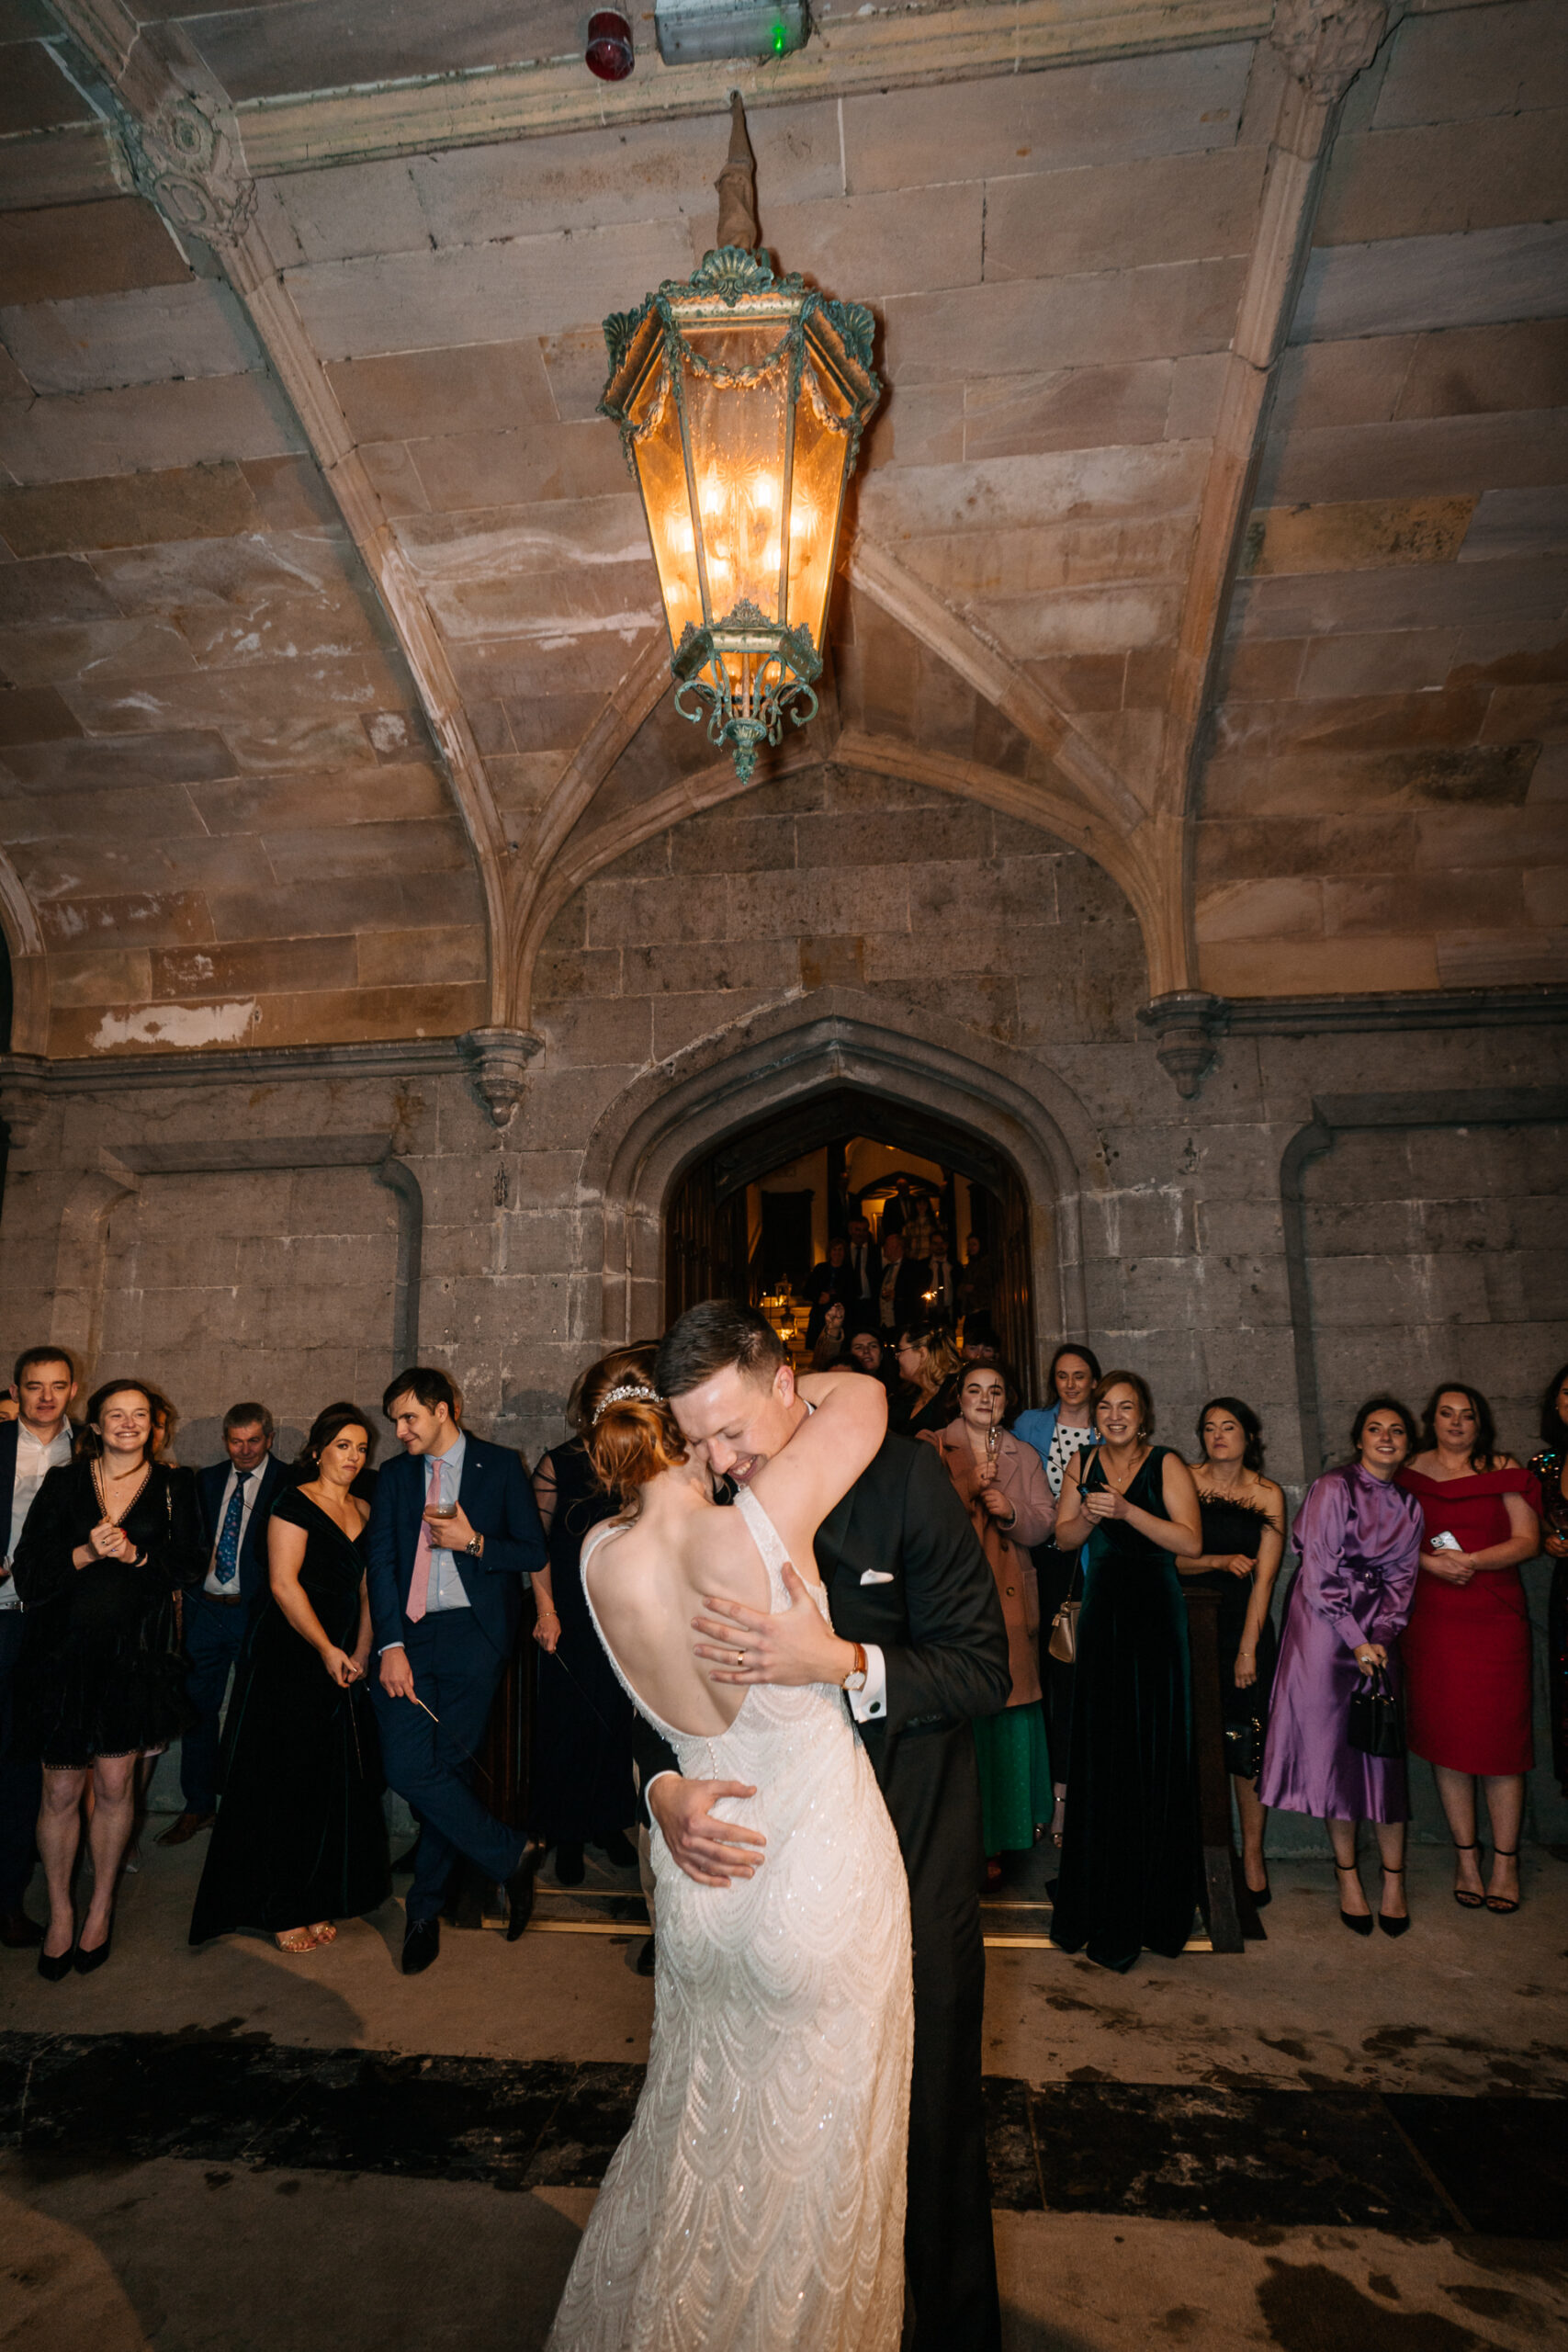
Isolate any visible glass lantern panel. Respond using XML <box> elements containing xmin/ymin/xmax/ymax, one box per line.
<box><xmin>679</xmin><ymin>322</ymin><xmax>791</xmax><ymax>625</ymax></box>
<box><xmin>785</xmin><ymin>360</ymin><xmax>852</xmax><ymax>650</ymax></box>
<box><xmin>630</xmin><ymin>366</ymin><xmax>705</xmax><ymax>647</ymax></box>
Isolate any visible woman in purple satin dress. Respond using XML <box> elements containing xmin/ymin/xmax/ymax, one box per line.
<box><xmin>1258</xmin><ymin>1397</ymin><xmax>1422</xmax><ymax>1938</ymax></box>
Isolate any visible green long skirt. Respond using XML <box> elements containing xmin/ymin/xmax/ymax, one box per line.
<box><xmin>974</xmin><ymin>1702</ymin><xmax>1052</xmax><ymax>1858</ymax></box>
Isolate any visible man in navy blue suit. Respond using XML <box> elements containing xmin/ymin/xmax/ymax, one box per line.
<box><xmin>0</xmin><ymin>1347</ymin><xmax>79</xmax><ymax>1946</ymax></box>
<box><xmin>160</xmin><ymin>1402</ymin><xmax>288</xmax><ymax>1847</ymax></box>
<box><xmin>368</xmin><ymin>1365</ymin><xmax>547</xmax><ymax>1975</ymax></box>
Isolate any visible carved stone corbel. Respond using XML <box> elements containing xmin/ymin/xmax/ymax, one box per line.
<box><xmin>460</xmin><ymin>1027</ymin><xmax>544</xmax><ymax>1129</ymax></box>
<box><xmin>122</xmin><ymin>79</ymin><xmax>256</xmax><ymax>247</ymax></box>
<box><xmin>1136</xmin><ymin>994</ymin><xmax>1226</xmax><ymax>1102</ymax></box>
<box><xmin>0</xmin><ymin>1055</ymin><xmax>51</xmax><ymax>1155</ymax></box>
<box><xmin>1270</xmin><ymin>0</ymin><xmax>1405</xmax><ymax>108</ymax></box>
<box><xmin>51</xmin><ymin>9</ymin><xmax>257</xmax><ymax>246</ymax></box>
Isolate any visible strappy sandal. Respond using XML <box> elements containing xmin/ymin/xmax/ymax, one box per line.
<box><xmin>1377</xmin><ymin>1863</ymin><xmax>1410</xmax><ymax>1938</ymax></box>
<box><xmin>1335</xmin><ymin>1860</ymin><xmax>1372</xmax><ymax>1937</ymax></box>
<box><xmin>308</xmin><ymin>1922</ymin><xmax>338</xmax><ymax>1944</ymax></box>
<box><xmin>1484</xmin><ymin>1848</ymin><xmax>1521</xmax><ymax>1915</ymax></box>
<box><xmin>275</xmin><ymin>1928</ymin><xmax>315</xmax><ymax>1953</ymax></box>
<box><xmin>1451</xmin><ymin>1841</ymin><xmax>1485</xmax><ymax>1908</ymax></box>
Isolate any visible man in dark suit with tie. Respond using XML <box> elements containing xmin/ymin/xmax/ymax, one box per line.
<box><xmin>368</xmin><ymin>1365</ymin><xmax>548</xmax><ymax>1975</ymax></box>
<box><xmin>160</xmin><ymin>1401</ymin><xmax>288</xmax><ymax>1847</ymax></box>
<box><xmin>874</xmin><ymin>1231</ymin><xmax>925</xmax><ymax>1340</ymax></box>
<box><xmin>0</xmin><ymin>1348</ymin><xmax>80</xmax><ymax>1944</ymax></box>
<box><xmin>922</xmin><ymin>1231</ymin><xmax>959</xmax><ymax>1329</ymax></box>
<box><xmin>639</xmin><ymin>1302</ymin><xmax>1010</xmax><ymax>2352</ymax></box>
<box><xmin>843</xmin><ymin>1216</ymin><xmax>882</xmax><ymax>1335</ymax></box>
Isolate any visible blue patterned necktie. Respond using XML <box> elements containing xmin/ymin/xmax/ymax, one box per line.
<box><xmin>214</xmin><ymin>1469</ymin><xmax>251</xmax><ymax>1585</ymax></box>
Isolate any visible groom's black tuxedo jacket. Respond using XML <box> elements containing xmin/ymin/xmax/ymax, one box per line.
<box><xmin>629</xmin><ymin>1428</ymin><xmax>1009</xmax><ymax>1818</ymax></box>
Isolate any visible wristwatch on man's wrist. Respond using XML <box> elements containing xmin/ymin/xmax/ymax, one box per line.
<box><xmin>840</xmin><ymin>1641</ymin><xmax>868</xmax><ymax>1692</ymax></box>
<box><xmin>465</xmin><ymin>1532</ymin><xmax>484</xmax><ymax>1558</ymax></box>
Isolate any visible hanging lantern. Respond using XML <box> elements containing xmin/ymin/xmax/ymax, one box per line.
<box><xmin>600</xmin><ymin>96</ymin><xmax>881</xmax><ymax>785</ymax></box>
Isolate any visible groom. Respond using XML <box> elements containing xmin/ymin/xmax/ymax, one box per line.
<box><xmin>639</xmin><ymin>1301</ymin><xmax>1010</xmax><ymax>2351</ymax></box>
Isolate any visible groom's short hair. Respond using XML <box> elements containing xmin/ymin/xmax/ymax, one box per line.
<box><xmin>657</xmin><ymin>1301</ymin><xmax>785</xmax><ymax>1398</ymax></box>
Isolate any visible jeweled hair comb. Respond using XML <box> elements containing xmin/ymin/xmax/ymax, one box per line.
<box><xmin>592</xmin><ymin>1381</ymin><xmax>662</xmax><ymax>1425</ymax></box>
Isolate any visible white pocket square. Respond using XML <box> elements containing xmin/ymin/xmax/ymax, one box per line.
<box><xmin>859</xmin><ymin>1569</ymin><xmax>896</xmax><ymax>1585</ymax></box>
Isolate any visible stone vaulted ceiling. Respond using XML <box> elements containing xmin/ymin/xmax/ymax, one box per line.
<box><xmin>0</xmin><ymin>0</ymin><xmax>1563</xmax><ymax>1066</ymax></box>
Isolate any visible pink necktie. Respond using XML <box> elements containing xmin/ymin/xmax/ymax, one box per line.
<box><xmin>406</xmin><ymin>1459</ymin><xmax>442</xmax><ymax>1623</ymax></box>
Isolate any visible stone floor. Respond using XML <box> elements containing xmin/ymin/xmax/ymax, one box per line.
<box><xmin>2</xmin><ymin>1835</ymin><xmax>1564</xmax><ymax>2350</ymax></box>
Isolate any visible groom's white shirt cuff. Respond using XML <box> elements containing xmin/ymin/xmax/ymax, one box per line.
<box><xmin>846</xmin><ymin>1643</ymin><xmax>886</xmax><ymax>1722</ymax></box>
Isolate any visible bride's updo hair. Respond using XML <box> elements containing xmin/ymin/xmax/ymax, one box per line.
<box><xmin>579</xmin><ymin>1343</ymin><xmax>688</xmax><ymax>1502</ymax></box>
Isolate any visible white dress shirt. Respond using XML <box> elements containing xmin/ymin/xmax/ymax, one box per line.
<box><xmin>204</xmin><ymin>1459</ymin><xmax>267</xmax><ymax>1595</ymax></box>
<box><xmin>421</xmin><ymin>1433</ymin><xmax>472</xmax><ymax>1614</ymax></box>
<box><xmin>3</xmin><ymin>1421</ymin><xmax>74</xmax><ymax>1602</ymax></box>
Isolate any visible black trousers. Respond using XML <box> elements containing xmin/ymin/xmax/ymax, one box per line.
<box><xmin>0</xmin><ymin>1612</ymin><xmax>39</xmax><ymax>1910</ymax></box>
<box><xmin>180</xmin><ymin>1589</ymin><xmax>249</xmax><ymax>1814</ymax></box>
<box><xmin>866</xmin><ymin>1716</ymin><xmax>1001</xmax><ymax>2352</ymax></box>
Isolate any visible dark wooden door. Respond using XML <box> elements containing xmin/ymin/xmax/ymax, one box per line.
<box><xmin>991</xmin><ymin>1163</ymin><xmax>1037</xmax><ymax>1403</ymax></box>
<box><xmin>666</xmin><ymin>1155</ymin><xmax>750</xmax><ymax>1318</ymax></box>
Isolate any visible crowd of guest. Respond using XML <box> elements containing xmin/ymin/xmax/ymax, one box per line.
<box><xmin>898</xmin><ymin>1324</ymin><xmax>1565</xmax><ymax>1965</ymax></box>
<box><xmin>1</xmin><ymin>1353</ymin><xmax>550</xmax><ymax>1980</ymax></box>
<box><xmin>0</xmin><ymin>1321</ymin><xmax>1563</xmax><ymax>1985</ymax></box>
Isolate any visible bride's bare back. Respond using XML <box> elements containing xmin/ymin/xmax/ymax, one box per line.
<box><xmin>582</xmin><ymin>1366</ymin><xmax>886</xmax><ymax>1739</ymax></box>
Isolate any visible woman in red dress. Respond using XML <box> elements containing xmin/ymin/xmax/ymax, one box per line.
<box><xmin>1398</xmin><ymin>1385</ymin><xmax>1540</xmax><ymax>1916</ymax></box>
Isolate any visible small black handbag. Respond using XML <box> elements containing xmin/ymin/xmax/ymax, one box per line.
<box><xmin>1348</xmin><ymin>1665</ymin><xmax>1404</xmax><ymax>1759</ymax></box>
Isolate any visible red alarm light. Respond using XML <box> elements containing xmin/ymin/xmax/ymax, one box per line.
<box><xmin>585</xmin><ymin>10</ymin><xmax>634</xmax><ymax>79</ymax></box>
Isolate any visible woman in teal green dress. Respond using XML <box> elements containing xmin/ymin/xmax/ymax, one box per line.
<box><xmin>1050</xmin><ymin>1371</ymin><xmax>1204</xmax><ymax>1972</ymax></box>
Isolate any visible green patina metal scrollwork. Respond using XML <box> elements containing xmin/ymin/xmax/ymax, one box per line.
<box><xmin>671</xmin><ymin>612</ymin><xmax>822</xmax><ymax>787</ymax></box>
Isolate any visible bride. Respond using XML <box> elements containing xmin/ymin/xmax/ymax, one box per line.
<box><xmin>545</xmin><ymin>1355</ymin><xmax>912</xmax><ymax>2352</ymax></box>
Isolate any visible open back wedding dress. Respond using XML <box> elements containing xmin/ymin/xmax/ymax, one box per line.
<box><xmin>546</xmin><ymin>1485</ymin><xmax>913</xmax><ymax>2352</ymax></box>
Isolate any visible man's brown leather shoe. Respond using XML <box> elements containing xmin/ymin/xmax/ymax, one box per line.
<box><xmin>0</xmin><ymin>1910</ymin><xmax>43</xmax><ymax>1949</ymax></box>
<box><xmin>156</xmin><ymin>1811</ymin><xmax>216</xmax><ymax>1846</ymax></box>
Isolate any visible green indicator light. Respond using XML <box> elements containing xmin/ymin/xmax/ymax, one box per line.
<box><xmin>772</xmin><ymin>20</ymin><xmax>787</xmax><ymax>51</ymax></box>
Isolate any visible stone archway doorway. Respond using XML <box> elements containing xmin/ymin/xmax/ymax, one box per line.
<box><xmin>664</xmin><ymin>1083</ymin><xmax>1040</xmax><ymax>1395</ymax></box>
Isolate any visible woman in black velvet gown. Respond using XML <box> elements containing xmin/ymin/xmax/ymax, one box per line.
<box><xmin>1049</xmin><ymin>1372</ymin><xmax>1203</xmax><ymax>1973</ymax></box>
<box><xmin>528</xmin><ymin>1352</ymin><xmax>643</xmax><ymax>1883</ymax></box>
<box><xmin>191</xmin><ymin>1405</ymin><xmax>389</xmax><ymax>1952</ymax></box>
<box><xmin>1181</xmin><ymin>1397</ymin><xmax>1285</xmax><ymax>1906</ymax></box>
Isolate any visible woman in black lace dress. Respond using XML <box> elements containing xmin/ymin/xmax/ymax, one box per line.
<box><xmin>1530</xmin><ymin>1362</ymin><xmax>1568</xmax><ymax>1799</ymax></box>
<box><xmin>191</xmin><ymin>1405</ymin><xmax>389</xmax><ymax>1952</ymax></box>
<box><xmin>14</xmin><ymin>1381</ymin><xmax>203</xmax><ymax>1977</ymax></box>
<box><xmin>1181</xmin><ymin>1397</ymin><xmax>1286</xmax><ymax>1905</ymax></box>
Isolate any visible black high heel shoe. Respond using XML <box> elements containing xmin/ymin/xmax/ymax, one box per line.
<box><xmin>1484</xmin><ymin>1847</ymin><xmax>1521</xmax><ymax>1915</ymax></box>
<box><xmin>74</xmin><ymin>1918</ymin><xmax>113</xmax><ymax>1975</ymax></box>
<box><xmin>1335</xmin><ymin>1860</ymin><xmax>1372</xmax><ymax>1937</ymax></box>
<box><xmin>1245</xmin><ymin>1871</ymin><xmax>1271</xmax><ymax>1911</ymax></box>
<box><xmin>39</xmin><ymin>1936</ymin><xmax>76</xmax><ymax>1983</ymax></box>
<box><xmin>1377</xmin><ymin>1863</ymin><xmax>1410</xmax><ymax>1938</ymax></box>
<box><xmin>1451</xmin><ymin>1841</ymin><xmax>1485</xmax><ymax>1909</ymax></box>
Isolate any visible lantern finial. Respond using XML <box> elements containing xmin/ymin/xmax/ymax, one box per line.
<box><xmin>714</xmin><ymin>90</ymin><xmax>759</xmax><ymax>249</ymax></box>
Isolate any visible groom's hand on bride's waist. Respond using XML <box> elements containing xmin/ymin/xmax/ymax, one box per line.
<box><xmin>647</xmin><ymin>1777</ymin><xmax>766</xmax><ymax>1888</ymax></box>
<box><xmin>693</xmin><ymin>1565</ymin><xmax>856</xmax><ymax>1690</ymax></box>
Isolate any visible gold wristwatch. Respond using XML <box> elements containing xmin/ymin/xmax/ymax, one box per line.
<box><xmin>841</xmin><ymin>1641</ymin><xmax>868</xmax><ymax>1692</ymax></box>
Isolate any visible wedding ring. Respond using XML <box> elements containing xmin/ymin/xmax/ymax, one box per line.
<box><xmin>734</xmin><ymin>1648</ymin><xmax>745</xmax><ymax>1667</ymax></box>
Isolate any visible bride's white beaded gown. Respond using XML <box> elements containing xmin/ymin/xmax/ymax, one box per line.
<box><xmin>546</xmin><ymin>1486</ymin><xmax>913</xmax><ymax>2352</ymax></box>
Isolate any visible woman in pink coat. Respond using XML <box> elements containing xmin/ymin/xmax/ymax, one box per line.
<box><xmin>923</xmin><ymin>1360</ymin><xmax>1055</xmax><ymax>1872</ymax></box>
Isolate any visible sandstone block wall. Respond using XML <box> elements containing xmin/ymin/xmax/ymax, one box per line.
<box><xmin>1196</xmin><ymin>0</ymin><xmax>1568</xmax><ymax>996</ymax></box>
